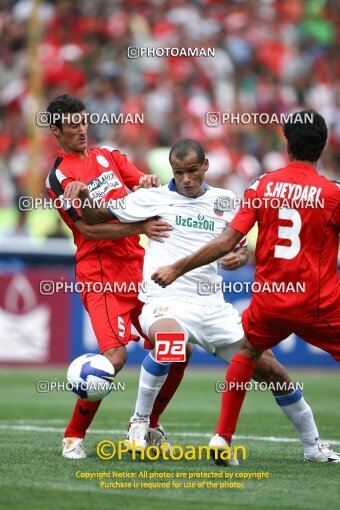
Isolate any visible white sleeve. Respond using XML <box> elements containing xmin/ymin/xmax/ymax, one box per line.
<box><xmin>108</xmin><ymin>188</ymin><xmax>163</xmax><ymax>223</ymax></box>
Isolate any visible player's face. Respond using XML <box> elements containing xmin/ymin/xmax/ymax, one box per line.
<box><xmin>51</xmin><ymin>111</ymin><xmax>88</xmax><ymax>156</ymax></box>
<box><xmin>170</xmin><ymin>152</ymin><xmax>208</xmax><ymax>198</ymax></box>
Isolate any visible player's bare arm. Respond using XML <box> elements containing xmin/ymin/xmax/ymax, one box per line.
<box><xmin>73</xmin><ymin>217</ymin><xmax>172</xmax><ymax>242</ymax></box>
<box><xmin>151</xmin><ymin>226</ymin><xmax>243</xmax><ymax>287</ymax></box>
<box><xmin>64</xmin><ymin>181</ymin><xmax>113</xmax><ymax>224</ymax></box>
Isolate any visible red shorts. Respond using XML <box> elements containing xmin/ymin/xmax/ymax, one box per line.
<box><xmin>77</xmin><ymin>253</ymin><xmax>147</xmax><ymax>353</ymax></box>
<box><xmin>242</xmin><ymin>303</ymin><xmax>340</xmax><ymax>361</ymax></box>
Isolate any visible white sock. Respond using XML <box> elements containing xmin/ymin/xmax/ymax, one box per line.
<box><xmin>275</xmin><ymin>389</ymin><xmax>320</xmax><ymax>449</ymax></box>
<box><xmin>132</xmin><ymin>352</ymin><xmax>170</xmax><ymax>420</ymax></box>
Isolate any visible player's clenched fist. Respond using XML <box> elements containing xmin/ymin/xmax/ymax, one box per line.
<box><xmin>64</xmin><ymin>181</ymin><xmax>89</xmax><ymax>201</ymax></box>
<box><xmin>151</xmin><ymin>264</ymin><xmax>180</xmax><ymax>287</ymax></box>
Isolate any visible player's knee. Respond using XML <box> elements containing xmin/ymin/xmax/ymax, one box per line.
<box><xmin>103</xmin><ymin>346</ymin><xmax>127</xmax><ymax>374</ymax></box>
<box><xmin>238</xmin><ymin>337</ymin><xmax>260</xmax><ymax>361</ymax></box>
<box><xmin>148</xmin><ymin>318</ymin><xmax>183</xmax><ymax>343</ymax></box>
<box><xmin>255</xmin><ymin>351</ymin><xmax>292</xmax><ymax>390</ymax></box>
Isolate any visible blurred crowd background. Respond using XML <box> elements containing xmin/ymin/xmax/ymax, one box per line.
<box><xmin>0</xmin><ymin>0</ymin><xmax>339</xmax><ymax>238</ymax></box>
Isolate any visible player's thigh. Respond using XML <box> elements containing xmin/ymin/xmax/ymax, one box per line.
<box><xmin>82</xmin><ymin>291</ymin><xmax>133</xmax><ymax>353</ymax></box>
<box><xmin>148</xmin><ymin>318</ymin><xmax>185</xmax><ymax>343</ymax></box>
<box><xmin>242</xmin><ymin>303</ymin><xmax>292</xmax><ymax>350</ymax></box>
<box><xmin>139</xmin><ymin>300</ymin><xmax>196</xmax><ymax>342</ymax></box>
<box><xmin>295</xmin><ymin>311</ymin><xmax>340</xmax><ymax>362</ymax></box>
<box><xmin>214</xmin><ymin>340</ymin><xmax>240</xmax><ymax>363</ymax></box>
<box><xmin>199</xmin><ymin>303</ymin><xmax>244</xmax><ymax>355</ymax></box>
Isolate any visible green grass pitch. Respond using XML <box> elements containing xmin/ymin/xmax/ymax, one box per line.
<box><xmin>1</xmin><ymin>368</ymin><xmax>339</xmax><ymax>510</ymax></box>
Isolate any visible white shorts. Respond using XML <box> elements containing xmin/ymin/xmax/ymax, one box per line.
<box><xmin>139</xmin><ymin>299</ymin><xmax>244</xmax><ymax>363</ymax></box>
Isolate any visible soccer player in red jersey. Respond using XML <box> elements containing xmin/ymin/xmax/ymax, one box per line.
<box><xmin>45</xmin><ymin>94</ymin><xmax>189</xmax><ymax>459</ymax></box>
<box><xmin>152</xmin><ymin>111</ymin><xmax>340</xmax><ymax>463</ymax></box>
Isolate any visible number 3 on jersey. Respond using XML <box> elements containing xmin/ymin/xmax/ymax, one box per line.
<box><xmin>274</xmin><ymin>208</ymin><xmax>301</xmax><ymax>260</ymax></box>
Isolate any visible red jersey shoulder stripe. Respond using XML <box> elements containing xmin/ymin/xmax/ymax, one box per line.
<box><xmin>46</xmin><ymin>156</ymin><xmax>81</xmax><ymax>222</ymax></box>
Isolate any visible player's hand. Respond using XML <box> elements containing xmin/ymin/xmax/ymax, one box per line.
<box><xmin>219</xmin><ymin>252</ymin><xmax>243</xmax><ymax>271</ymax></box>
<box><xmin>133</xmin><ymin>174</ymin><xmax>161</xmax><ymax>191</ymax></box>
<box><xmin>64</xmin><ymin>181</ymin><xmax>89</xmax><ymax>202</ymax></box>
<box><xmin>141</xmin><ymin>217</ymin><xmax>173</xmax><ymax>242</ymax></box>
<box><xmin>151</xmin><ymin>264</ymin><xmax>180</xmax><ymax>287</ymax></box>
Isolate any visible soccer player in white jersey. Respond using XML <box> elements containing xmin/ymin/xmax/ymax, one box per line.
<box><xmin>65</xmin><ymin>139</ymin><xmax>335</xmax><ymax>464</ymax></box>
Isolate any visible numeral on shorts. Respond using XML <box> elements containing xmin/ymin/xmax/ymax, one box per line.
<box><xmin>117</xmin><ymin>316</ymin><xmax>125</xmax><ymax>338</ymax></box>
<box><xmin>274</xmin><ymin>208</ymin><xmax>301</xmax><ymax>260</ymax></box>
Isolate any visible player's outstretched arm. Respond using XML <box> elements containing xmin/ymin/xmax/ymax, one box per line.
<box><xmin>63</xmin><ymin>181</ymin><xmax>112</xmax><ymax>224</ymax></box>
<box><xmin>152</xmin><ymin>226</ymin><xmax>243</xmax><ymax>287</ymax></box>
<box><xmin>74</xmin><ymin>217</ymin><xmax>172</xmax><ymax>242</ymax></box>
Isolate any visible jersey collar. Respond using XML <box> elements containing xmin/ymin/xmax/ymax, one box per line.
<box><xmin>57</xmin><ymin>148</ymin><xmax>89</xmax><ymax>159</ymax></box>
<box><xmin>287</xmin><ymin>161</ymin><xmax>318</xmax><ymax>172</ymax></box>
<box><xmin>168</xmin><ymin>178</ymin><xmax>210</xmax><ymax>195</ymax></box>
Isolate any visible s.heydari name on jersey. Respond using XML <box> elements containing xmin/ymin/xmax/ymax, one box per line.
<box><xmin>87</xmin><ymin>170</ymin><xmax>123</xmax><ymax>199</ymax></box>
<box><xmin>176</xmin><ymin>214</ymin><xmax>215</xmax><ymax>231</ymax></box>
<box><xmin>264</xmin><ymin>182</ymin><xmax>322</xmax><ymax>202</ymax></box>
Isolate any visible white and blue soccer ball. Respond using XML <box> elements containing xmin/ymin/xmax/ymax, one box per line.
<box><xmin>67</xmin><ymin>353</ymin><xmax>115</xmax><ymax>401</ymax></box>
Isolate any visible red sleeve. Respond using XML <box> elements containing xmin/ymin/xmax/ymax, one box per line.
<box><xmin>329</xmin><ymin>203</ymin><xmax>340</xmax><ymax>233</ymax></box>
<box><xmin>229</xmin><ymin>188</ymin><xmax>258</xmax><ymax>235</ymax></box>
<box><xmin>110</xmin><ymin>150</ymin><xmax>144</xmax><ymax>190</ymax></box>
<box><xmin>328</xmin><ymin>182</ymin><xmax>340</xmax><ymax>232</ymax></box>
<box><xmin>46</xmin><ymin>187</ymin><xmax>78</xmax><ymax>229</ymax></box>
<box><xmin>46</xmin><ymin>164</ymin><xmax>81</xmax><ymax>225</ymax></box>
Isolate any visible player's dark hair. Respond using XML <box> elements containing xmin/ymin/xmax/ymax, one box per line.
<box><xmin>283</xmin><ymin>109</ymin><xmax>327</xmax><ymax>162</ymax></box>
<box><xmin>169</xmin><ymin>139</ymin><xmax>206</xmax><ymax>164</ymax></box>
<box><xmin>47</xmin><ymin>94</ymin><xmax>86</xmax><ymax>129</ymax></box>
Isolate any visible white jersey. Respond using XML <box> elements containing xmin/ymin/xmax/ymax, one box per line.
<box><xmin>110</xmin><ymin>180</ymin><xmax>246</xmax><ymax>305</ymax></box>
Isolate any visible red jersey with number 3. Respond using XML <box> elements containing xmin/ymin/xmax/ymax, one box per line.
<box><xmin>230</xmin><ymin>162</ymin><xmax>340</xmax><ymax>319</ymax></box>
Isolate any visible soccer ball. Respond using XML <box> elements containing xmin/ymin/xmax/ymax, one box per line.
<box><xmin>67</xmin><ymin>353</ymin><xmax>115</xmax><ymax>401</ymax></box>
